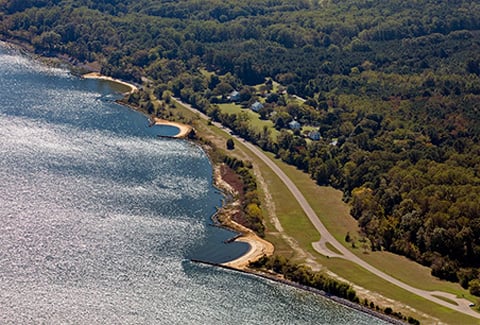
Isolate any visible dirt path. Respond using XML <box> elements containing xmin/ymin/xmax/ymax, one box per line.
<box><xmin>174</xmin><ymin>97</ymin><xmax>480</xmax><ymax>320</ymax></box>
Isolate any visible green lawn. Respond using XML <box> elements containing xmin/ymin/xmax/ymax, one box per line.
<box><xmin>217</xmin><ymin>103</ymin><xmax>279</xmax><ymax>138</ymax></box>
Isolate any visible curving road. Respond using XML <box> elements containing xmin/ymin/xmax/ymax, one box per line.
<box><xmin>175</xmin><ymin>98</ymin><xmax>480</xmax><ymax>320</ymax></box>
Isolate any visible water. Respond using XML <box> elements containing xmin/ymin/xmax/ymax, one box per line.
<box><xmin>0</xmin><ymin>43</ymin><xmax>387</xmax><ymax>324</ymax></box>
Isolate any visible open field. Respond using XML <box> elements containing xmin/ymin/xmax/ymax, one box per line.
<box><xmin>217</xmin><ymin>102</ymin><xmax>279</xmax><ymax>136</ymax></box>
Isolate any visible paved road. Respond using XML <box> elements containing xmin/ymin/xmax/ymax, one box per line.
<box><xmin>175</xmin><ymin>98</ymin><xmax>480</xmax><ymax>319</ymax></box>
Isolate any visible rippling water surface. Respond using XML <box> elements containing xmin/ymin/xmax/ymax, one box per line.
<box><xmin>0</xmin><ymin>44</ymin><xmax>387</xmax><ymax>324</ymax></box>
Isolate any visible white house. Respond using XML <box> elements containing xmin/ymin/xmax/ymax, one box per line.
<box><xmin>289</xmin><ymin>120</ymin><xmax>301</xmax><ymax>130</ymax></box>
<box><xmin>251</xmin><ymin>101</ymin><xmax>264</xmax><ymax>112</ymax></box>
<box><xmin>228</xmin><ymin>90</ymin><xmax>240</xmax><ymax>102</ymax></box>
<box><xmin>308</xmin><ymin>130</ymin><xmax>321</xmax><ymax>140</ymax></box>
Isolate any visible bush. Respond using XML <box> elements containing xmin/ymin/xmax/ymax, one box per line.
<box><xmin>249</xmin><ymin>255</ymin><xmax>357</xmax><ymax>302</ymax></box>
<box><xmin>469</xmin><ymin>279</ymin><xmax>480</xmax><ymax>297</ymax></box>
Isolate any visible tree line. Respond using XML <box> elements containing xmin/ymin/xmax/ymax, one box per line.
<box><xmin>250</xmin><ymin>255</ymin><xmax>421</xmax><ymax>324</ymax></box>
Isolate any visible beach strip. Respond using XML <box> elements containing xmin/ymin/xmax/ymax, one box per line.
<box><xmin>222</xmin><ymin>232</ymin><xmax>274</xmax><ymax>269</ymax></box>
<box><xmin>83</xmin><ymin>72</ymin><xmax>138</xmax><ymax>94</ymax></box>
<box><xmin>82</xmin><ymin>74</ymin><xmax>191</xmax><ymax>138</ymax></box>
<box><xmin>152</xmin><ymin>117</ymin><xmax>192</xmax><ymax>139</ymax></box>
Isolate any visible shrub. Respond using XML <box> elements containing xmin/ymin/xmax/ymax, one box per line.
<box><xmin>469</xmin><ymin>279</ymin><xmax>480</xmax><ymax>296</ymax></box>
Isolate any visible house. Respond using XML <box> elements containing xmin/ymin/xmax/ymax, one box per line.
<box><xmin>228</xmin><ymin>90</ymin><xmax>240</xmax><ymax>102</ymax></box>
<box><xmin>308</xmin><ymin>130</ymin><xmax>321</xmax><ymax>141</ymax></box>
<box><xmin>288</xmin><ymin>120</ymin><xmax>301</xmax><ymax>130</ymax></box>
<box><xmin>251</xmin><ymin>101</ymin><xmax>264</xmax><ymax>112</ymax></box>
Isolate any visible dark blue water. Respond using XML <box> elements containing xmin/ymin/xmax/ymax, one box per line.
<box><xmin>0</xmin><ymin>43</ymin><xmax>387</xmax><ymax>324</ymax></box>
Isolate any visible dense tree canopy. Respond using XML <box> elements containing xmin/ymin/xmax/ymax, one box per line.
<box><xmin>2</xmin><ymin>0</ymin><xmax>480</xmax><ymax>291</ymax></box>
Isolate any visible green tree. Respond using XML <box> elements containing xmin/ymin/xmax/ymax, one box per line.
<box><xmin>469</xmin><ymin>279</ymin><xmax>480</xmax><ymax>297</ymax></box>
<box><xmin>33</xmin><ymin>31</ymin><xmax>61</xmax><ymax>51</ymax></box>
<box><xmin>226</xmin><ymin>138</ymin><xmax>235</xmax><ymax>150</ymax></box>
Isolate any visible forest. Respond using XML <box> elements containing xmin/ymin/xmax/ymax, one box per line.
<box><xmin>1</xmin><ymin>0</ymin><xmax>480</xmax><ymax>294</ymax></box>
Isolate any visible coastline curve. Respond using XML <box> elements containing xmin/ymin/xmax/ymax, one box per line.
<box><xmin>82</xmin><ymin>72</ymin><xmax>138</xmax><ymax>94</ymax></box>
<box><xmin>151</xmin><ymin>117</ymin><xmax>192</xmax><ymax>139</ymax></box>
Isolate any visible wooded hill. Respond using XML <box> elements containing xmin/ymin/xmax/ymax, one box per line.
<box><xmin>2</xmin><ymin>0</ymin><xmax>480</xmax><ymax>294</ymax></box>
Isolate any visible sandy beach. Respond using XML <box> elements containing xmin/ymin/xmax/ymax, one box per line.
<box><xmin>83</xmin><ymin>72</ymin><xmax>138</xmax><ymax>94</ymax></box>
<box><xmin>152</xmin><ymin>117</ymin><xmax>192</xmax><ymax>139</ymax></box>
<box><xmin>82</xmin><ymin>74</ymin><xmax>191</xmax><ymax>139</ymax></box>
<box><xmin>223</xmin><ymin>230</ymin><xmax>274</xmax><ymax>270</ymax></box>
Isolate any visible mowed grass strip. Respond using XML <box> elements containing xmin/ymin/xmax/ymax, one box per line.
<box><xmin>266</xmin><ymin>151</ymin><xmax>473</xmax><ymax>294</ymax></box>
<box><xmin>215</xmin><ymin>134</ymin><xmax>322</xmax><ymax>257</ymax></box>
<box><xmin>358</xmin><ymin>250</ymin><xmax>476</xmax><ymax>301</ymax></box>
<box><xmin>264</xmin><ymin>148</ymin><xmax>478</xmax><ymax>319</ymax></box>
<box><xmin>261</xmin><ymin>151</ymin><xmax>360</xmax><ymax>243</ymax></box>
<box><xmin>318</xmin><ymin>258</ymin><xmax>478</xmax><ymax>325</ymax></box>
<box><xmin>174</xmin><ymin>102</ymin><xmax>478</xmax><ymax>323</ymax></box>
<box><xmin>254</xmin><ymin>149</ymin><xmax>478</xmax><ymax>324</ymax></box>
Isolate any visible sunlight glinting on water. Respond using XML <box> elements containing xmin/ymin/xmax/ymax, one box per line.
<box><xmin>0</xmin><ymin>44</ymin><xmax>387</xmax><ymax>324</ymax></box>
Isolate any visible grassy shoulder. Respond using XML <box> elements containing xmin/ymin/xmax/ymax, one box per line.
<box><xmin>272</xmin><ymin>155</ymin><xmax>474</xmax><ymax>295</ymax></box>
<box><xmin>168</xmin><ymin>100</ymin><xmax>478</xmax><ymax>324</ymax></box>
<box><xmin>263</xmin><ymin>147</ymin><xmax>478</xmax><ymax>323</ymax></box>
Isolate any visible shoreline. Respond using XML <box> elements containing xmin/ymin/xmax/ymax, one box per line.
<box><xmin>82</xmin><ymin>72</ymin><xmax>138</xmax><ymax>94</ymax></box>
<box><xmin>0</xmin><ymin>39</ymin><xmax>409</xmax><ymax>324</ymax></box>
<box><xmin>81</xmin><ymin>72</ymin><xmax>192</xmax><ymax>139</ymax></box>
<box><xmin>151</xmin><ymin>117</ymin><xmax>193</xmax><ymax>139</ymax></box>
<box><xmin>192</xmin><ymin>259</ymin><xmax>404</xmax><ymax>325</ymax></box>
<box><xmin>211</xmin><ymin>165</ymin><xmax>274</xmax><ymax>270</ymax></box>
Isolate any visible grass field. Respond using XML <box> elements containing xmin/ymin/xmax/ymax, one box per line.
<box><xmin>172</xmin><ymin>101</ymin><xmax>479</xmax><ymax>325</ymax></box>
<box><xmin>217</xmin><ymin>102</ymin><xmax>279</xmax><ymax>136</ymax></box>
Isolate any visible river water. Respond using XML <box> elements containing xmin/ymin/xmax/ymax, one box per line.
<box><xmin>0</xmin><ymin>44</ymin><xmax>387</xmax><ymax>324</ymax></box>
